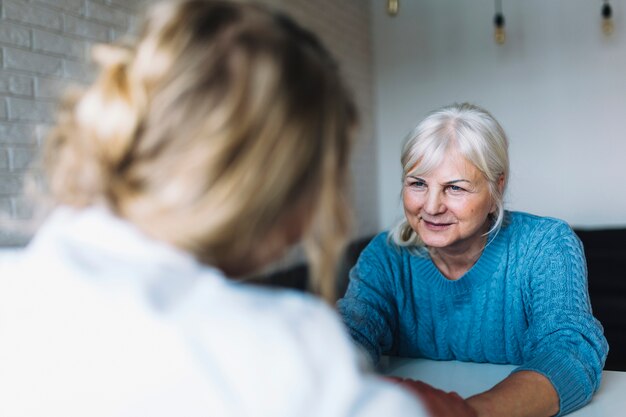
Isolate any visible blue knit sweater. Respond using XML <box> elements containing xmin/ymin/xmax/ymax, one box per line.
<box><xmin>337</xmin><ymin>211</ymin><xmax>608</xmax><ymax>416</ymax></box>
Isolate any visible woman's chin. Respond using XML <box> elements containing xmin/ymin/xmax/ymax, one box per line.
<box><xmin>418</xmin><ymin>229</ymin><xmax>454</xmax><ymax>249</ymax></box>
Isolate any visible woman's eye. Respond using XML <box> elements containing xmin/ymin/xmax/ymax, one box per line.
<box><xmin>407</xmin><ymin>180</ymin><xmax>426</xmax><ymax>188</ymax></box>
<box><xmin>446</xmin><ymin>185</ymin><xmax>465</xmax><ymax>193</ymax></box>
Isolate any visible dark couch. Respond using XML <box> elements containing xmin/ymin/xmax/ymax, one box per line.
<box><xmin>256</xmin><ymin>229</ymin><xmax>626</xmax><ymax>371</ymax></box>
<box><xmin>574</xmin><ymin>228</ymin><xmax>626</xmax><ymax>371</ymax></box>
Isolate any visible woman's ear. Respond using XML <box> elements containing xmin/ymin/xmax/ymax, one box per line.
<box><xmin>497</xmin><ymin>174</ymin><xmax>505</xmax><ymax>194</ymax></box>
<box><xmin>490</xmin><ymin>174</ymin><xmax>505</xmax><ymax>214</ymax></box>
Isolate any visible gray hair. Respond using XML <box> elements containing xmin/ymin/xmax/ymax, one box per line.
<box><xmin>390</xmin><ymin>102</ymin><xmax>509</xmax><ymax>249</ymax></box>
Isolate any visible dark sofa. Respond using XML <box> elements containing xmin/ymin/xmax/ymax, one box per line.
<box><xmin>574</xmin><ymin>228</ymin><xmax>626</xmax><ymax>371</ymax></box>
<box><xmin>256</xmin><ymin>228</ymin><xmax>626</xmax><ymax>371</ymax></box>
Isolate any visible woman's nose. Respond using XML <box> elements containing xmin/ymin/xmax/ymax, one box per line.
<box><xmin>423</xmin><ymin>190</ymin><xmax>445</xmax><ymax>215</ymax></box>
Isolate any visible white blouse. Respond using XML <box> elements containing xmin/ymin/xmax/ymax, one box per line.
<box><xmin>0</xmin><ymin>207</ymin><xmax>427</xmax><ymax>417</ymax></box>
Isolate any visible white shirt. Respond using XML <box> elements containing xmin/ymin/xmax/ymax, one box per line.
<box><xmin>0</xmin><ymin>207</ymin><xmax>427</xmax><ymax>417</ymax></box>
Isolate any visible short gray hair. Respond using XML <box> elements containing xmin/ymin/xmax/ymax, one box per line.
<box><xmin>390</xmin><ymin>102</ymin><xmax>509</xmax><ymax>249</ymax></box>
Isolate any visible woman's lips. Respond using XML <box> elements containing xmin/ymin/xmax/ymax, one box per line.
<box><xmin>421</xmin><ymin>219</ymin><xmax>453</xmax><ymax>231</ymax></box>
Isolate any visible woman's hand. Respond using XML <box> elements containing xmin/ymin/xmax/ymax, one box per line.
<box><xmin>385</xmin><ymin>377</ymin><xmax>478</xmax><ymax>417</ymax></box>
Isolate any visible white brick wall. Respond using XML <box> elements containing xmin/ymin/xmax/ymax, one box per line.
<box><xmin>0</xmin><ymin>0</ymin><xmax>378</xmax><ymax>246</ymax></box>
<box><xmin>0</xmin><ymin>98</ymin><xmax>7</xmax><ymax>119</ymax></box>
<box><xmin>0</xmin><ymin>73</ymin><xmax>33</xmax><ymax>96</ymax></box>
<box><xmin>3</xmin><ymin>47</ymin><xmax>65</xmax><ymax>76</ymax></box>
<box><xmin>0</xmin><ymin>22</ymin><xmax>31</xmax><ymax>47</ymax></box>
<box><xmin>0</xmin><ymin>148</ymin><xmax>9</xmax><ymax>171</ymax></box>
<box><xmin>32</xmin><ymin>28</ymin><xmax>85</xmax><ymax>59</ymax></box>
<box><xmin>4</xmin><ymin>1</ymin><xmax>64</xmax><ymax>31</ymax></box>
<box><xmin>0</xmin><ymin>0</ymin><xmax>146</xmax><ymax>246</ymax></box>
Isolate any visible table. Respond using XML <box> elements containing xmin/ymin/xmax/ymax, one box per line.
<box><xmin>384</xmin><ymin>357</ymin><xmax>626</xmax><ymax>416</ymax></box>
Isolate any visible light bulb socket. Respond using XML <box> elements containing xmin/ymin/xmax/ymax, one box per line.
<box><xmin>602</xmin><ymin>3</ymin><xmax>613</xmax><ymax>19</ymax></box>
<box><xmin>494</xmin><ymin>13</ymin><xmax>505</xmax><ymax>28</ymax></box>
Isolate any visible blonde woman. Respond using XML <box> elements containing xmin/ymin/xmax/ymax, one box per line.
<box><xmin>338</xmin><ymin>103</ymin><xmax>608</xmax><ymax>417</ymax></box>
<box><xmin>0</xmin><ymin>1</ymin><xmax>471</xmax><ymax>416</ymax></box>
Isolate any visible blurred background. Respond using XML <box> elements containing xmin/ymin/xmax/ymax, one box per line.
<box><xmin>1</xmin><ymin>0</ymin><xmax>625</xmax><ymax>247</ymax></box>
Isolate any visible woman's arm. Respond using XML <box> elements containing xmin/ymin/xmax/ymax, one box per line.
<box><xmin>471</xmin><ymin>220</ymin><xmax>608</xmax><ymax>417</ymax></box>
<box><xmin>466</xmin><ymin>371</ymin><xmax>558</xmax><ymax>417</ymax></box>
<box><xmin>336</xmin><ymin>233</ymin><xmax>401</xmax><ymax>365</ymax></box>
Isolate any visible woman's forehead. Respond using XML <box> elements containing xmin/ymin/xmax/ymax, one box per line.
<box><xmin>408</xmin><ymin>147</ymin><xmax>482</xmax><ymax>179</ymax></box>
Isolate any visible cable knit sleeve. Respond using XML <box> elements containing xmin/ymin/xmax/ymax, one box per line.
<box><xmin>337</xmin><ymin>233</ymin><xmax>401</xmax><ymax>365</ymax></box>
<box><xmin>514</xmin><ymin>220</ymin><xmax>608</xmax><ymax>416</ymax></box>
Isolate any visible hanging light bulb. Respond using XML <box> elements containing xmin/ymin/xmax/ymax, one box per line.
<box><xmin>602</xmin><ymin>0</ymin><xmax>614</xmax><ymax>36</ymax></box>
<box><xmin>387</xmin><ymin>0</ymin><xmax>399</xmax><ymax>17</ymax></box>
<box><xmin>494</xmin><ymin>0</ymin><xmax>505</xmax><ymax>44</ymax></box>
<box><xmin>494</xmin><ymin>13</ymin><xmax>506</xmax><ymax>44</ymax></box>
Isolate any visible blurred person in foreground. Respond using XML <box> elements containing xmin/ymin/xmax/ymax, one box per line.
<box><xmin>338</xmin><ymin>103</ymin><xmax>608</xmax><ymax>417</ymax></box>
<box><xmin>0</xmin><ymin>1</ymin><xmax>473</xmax><ymax>416</ymax></box>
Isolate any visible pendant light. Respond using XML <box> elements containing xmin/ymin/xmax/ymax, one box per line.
<box><xmin>602</xmin><ymin>1</ymin><xmax>614</xmax><ymax>35</ymax></box>
<box><xmin>494</xmin><ymin>0</ymin><xmax>506</xmax><ymax>44</ymax></box>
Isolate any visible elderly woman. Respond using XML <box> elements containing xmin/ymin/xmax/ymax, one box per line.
<box><xmin>338</xmin><ymin>103</ymin><xmax>608</xmax><ymax>417</ymax></box>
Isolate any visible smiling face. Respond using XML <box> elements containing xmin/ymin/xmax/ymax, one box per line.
<box><xmin>402</xmin><ymin>146</ymin><xmax>496</xmax><ymax>254</ymax></box>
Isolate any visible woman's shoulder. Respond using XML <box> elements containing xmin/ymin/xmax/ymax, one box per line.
<box><xmin>505</xmin><ymin>211</ymin><xmax>574</xmax><ymax>235</ymax></box>
<box><xmin>199</xmin><ymin>281</ymin><xmax>430</xmax><ymax>416</ymax></box>
<box><xmin>367</xmin><ymin>231</ymin><xmax>393</xmax><ymax>248</ymax></box>
<box><xmin>354</xmin><ymin>231</ymin><xmax>418</xmax><ymax>272</ymax></box>
<box><xmin>362</xmin><ymin>231</ymin><xmax>416</xmax><ymax>258</ymax></box>
<box><xmin>503</xmin><ymin>211</ymin><xmax>579</xmax><ymax>248</ymax></box>
<box><xmin>506</xmin><ymin>210</ymin><xmax>569</xmax><ymax>226</ymax></box>
<box><xmin>187</xmin><ymin>279</ymin><xmax>375</xmax><ymax>403</ymax></box>
<box><xmin>191</xmin><ymin>276</ymin><xmax>353</xmax><ymax>352</ymax></box>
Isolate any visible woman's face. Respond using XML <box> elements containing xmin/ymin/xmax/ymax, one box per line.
<box><xmin>402</xmin><ymin>146</ymin><xmax>496</xmax><ymax>253</ymax></box>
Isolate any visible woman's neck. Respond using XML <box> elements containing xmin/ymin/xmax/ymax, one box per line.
<box><xmin>428</xmin><ymin>224</ymin><xmax>490</xmax><ymax>280</ymax></box>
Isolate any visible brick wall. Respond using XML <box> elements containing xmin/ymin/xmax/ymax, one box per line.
<box><xmin>0</xmin><ymin>0</ymin><xmax>378</xmax><ymax>246</ymax></box>
<box><xmin>0</xmin><ymin>0</ymin><xmax>145</xmax><ymax>245</ymax></box>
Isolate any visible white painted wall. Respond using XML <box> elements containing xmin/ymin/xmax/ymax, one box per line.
<box><xmin>371</xmin><ymin>0</ymin><xmax>626</xmax><ymax>229</ymax></box>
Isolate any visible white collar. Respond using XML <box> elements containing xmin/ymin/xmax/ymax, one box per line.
<box><xmin>28</xmin><ymin>206</ymin><xmax>227</xmax><ymax>311</ymax></box>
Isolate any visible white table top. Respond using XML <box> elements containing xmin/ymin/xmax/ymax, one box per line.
<box><xmin>384</xmin><ymin>357</ymin><xmax>626</xmax><ymax>417</ymax></box>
